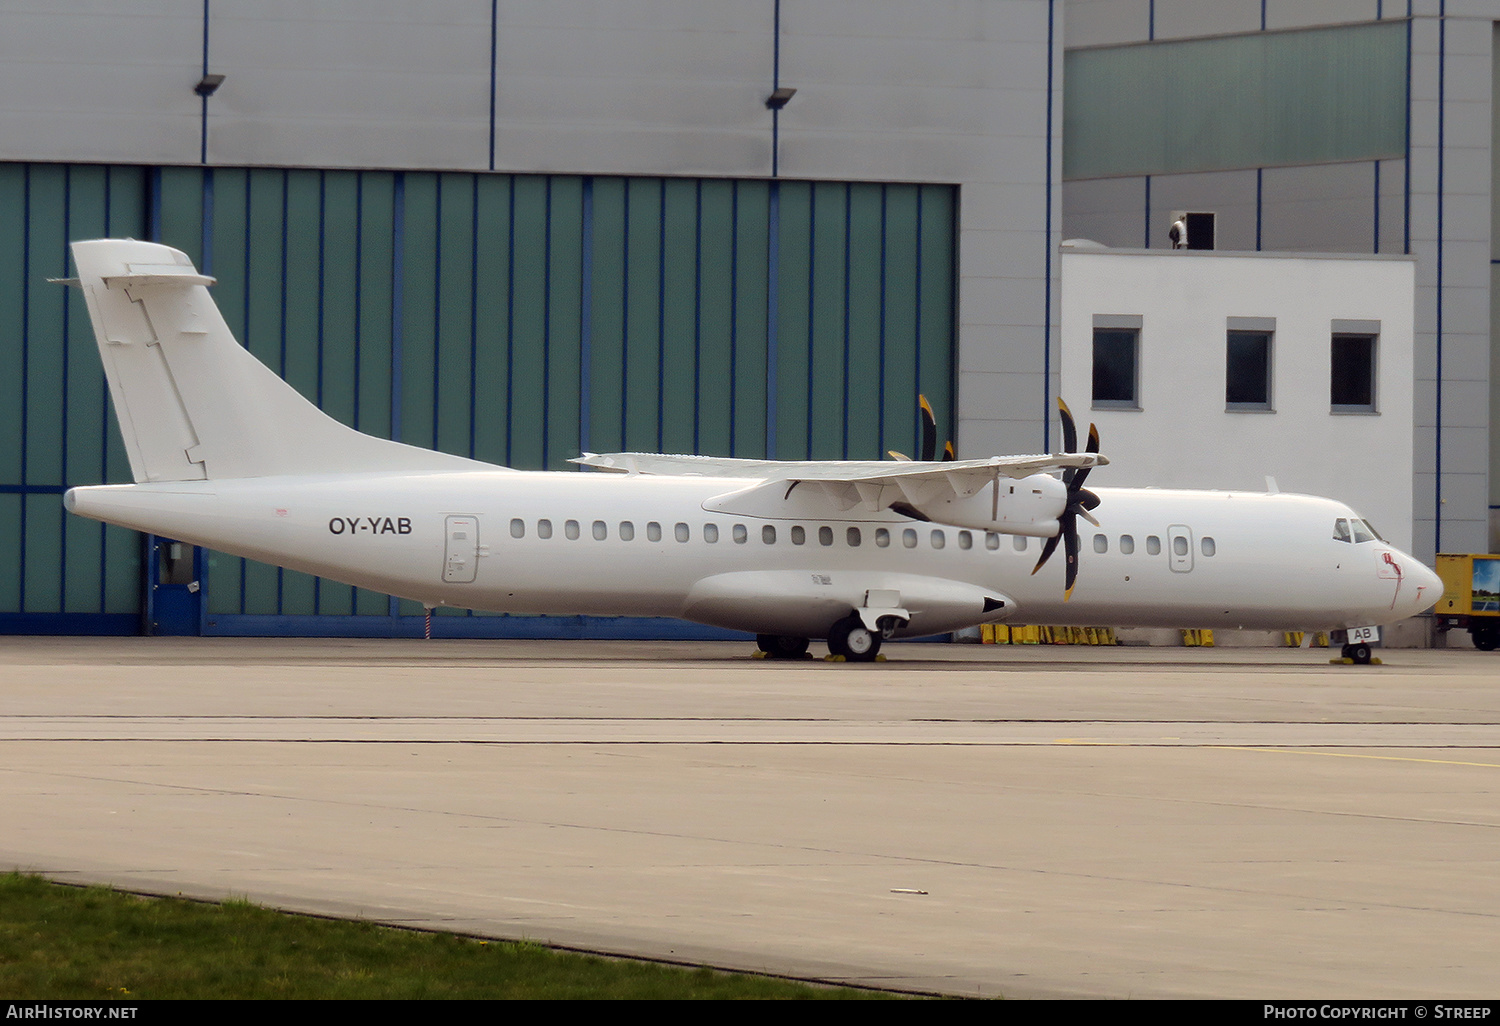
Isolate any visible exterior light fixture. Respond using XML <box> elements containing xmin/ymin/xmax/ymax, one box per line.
<box><xmin>195</xmin><ymin>74</ymin><xmax>225</xmax><ymax>98</ymax></box>
<box><xmin>765</xmin><ymin>87</ymin><xmax>796</xmax><ymax>110</ymax></box>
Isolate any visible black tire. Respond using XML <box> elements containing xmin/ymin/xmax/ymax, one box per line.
<box><xmin>1473</xmin><ymin>627</ymin><xmax>1498</xmax><ymax>652</ymax></box>
<box><xmin>1348</xmin><ymin>642</ymin><xmax>1373</xmax><ymax>665</ymax></box>
<box><xmin>827</xmin><ymin>615</ymin><xmax>881</xmax><ymax>662</ymax></box>
<box><xmin>756</xmin><ymin>634</ymin><xmax>810</xmax><ymax>659</ymax></box>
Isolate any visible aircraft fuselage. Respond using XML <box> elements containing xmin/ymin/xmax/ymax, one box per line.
<box><xmin>66</xmin><ymin>471</ymin><xmax>1437</xmax><ymax>637</ymax></box>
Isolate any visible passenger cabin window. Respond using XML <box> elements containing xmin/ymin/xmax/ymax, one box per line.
<box><xmin>619</xmin><ymin>521</ymin><xmax>634</xmax><ymax>541</ymax></box>
<box><xmin>1093</xmin><ymin>534</ymin><xmax>1108</xmax><ymax>553</ymax></box>
<box><xmin>1120</xmin><ymin>534</ymin><xmax>1134</xmax><ymax>554</ymax></box>
<box><xmin>1146</xmin><ymin>535</ymin><xmax>1161</xmax><ymax>555</ymax></box>
<box><xmin>537</xmin><ymin>519</ymin><xmax>553</xmax><ymax>539</ymax></box>
<box><xmin>791</xmin><ymin>526</ymin><xmax>806</xmax><ymax>545</ymax></box>
<box><xmin>647</xmin><ymin>521</ymin><xmax>662</xmax><ymax>542</ymax></box>
<box><xmin>819</xmin><ymin>526</ymin><xmax>834</xmax><ymax>546</ymax></box>
<box><xmin>931</xmin><ymin>530</ymin><xmax>946</xmax><ymax>549</ymax></box>
<box><xmin>847</xmin><ymin>527</ymin><xmax>862</xmax><ymax>547</ymax></box>
<box><xmin>510</xmin><ymin>518</ymin><xmax>525</xmax><ymax>539</ymax></box>
<box><xmin>592</xmin><ymin>520</ymin><xmax>608</xmax><ymax>541</ymax></box>
<box><xmin>1173</xmin><ymin>535</ymin><xmax>1189</xmax><ymax>556</ymax></box>
<box><xmin>703</xmin><ymin>523</ymin><xmax>719</xmax><ymax>543</ymax></box>
<box><xmin>733</xmin><ymin>524</ymin><xmax>747</xmax><ymax>544</ymax></box>
<box><xmin>565</xmin><ymin>519</ymin><xmax>580</xmax><ymax>540</ymax></box>
<box><xmin>1201</xmin><ymin>537</ymin><xmax>1216</xmax><ymax>556</ymax></box>
<box><xmin>762</xmin><ymin>525</ymin><xmax>776</xmax><ymax>544</ymax></box>
<box><xmin>675</xmin><ymin>523</ymin><xmax>690</xmax><ymax>543</ymax></box>
<box><xmin>903</xmin><ymin>528</ymin><xmax>918</xmax><ymax>549</ymax></box>
<box><xmin>986</xmin><ymin>532</ymin><xmax>1000</xmax><ymax>551</ymax></box>
<box><xmin>958</xmin><ymin>531</ymin><xmax>972</xmax><ymax>550</ymax></box>
<box><xmin>876</xmin><ymin>528</ymin><xmax>891</xmax><ymax>548</ymax></box>
<box><xmin>1013</xmin><ymin>535</ymin><xmax>1027</xmax><ymax>551</ymax></box>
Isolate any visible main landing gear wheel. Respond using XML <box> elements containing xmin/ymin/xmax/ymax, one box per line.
<box><xmin>1342</xmin><ymin>642</ymin><xmax>1373</xmax><ymax>665</ymax></box>
<box><xmin>826</xmin><ymin>615</ymin><xmax>881</xmax><ymax>662</ymax></box>
<box><xmin>756</xmin><ymin>634</ymin><xmax>811</xmax><ymax>659</ymax></box>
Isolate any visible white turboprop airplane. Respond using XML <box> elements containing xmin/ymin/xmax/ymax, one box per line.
<box><xmin>60</xmin><ymin>239</ymin><xmax>1440</xmax><ymax>663</ymax></box>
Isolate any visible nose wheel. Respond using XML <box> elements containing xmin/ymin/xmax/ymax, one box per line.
<box><xmin>827</xmin><ymin>614</ymin><xmax>881</xmax><ymax>662</ymax></box>
<box><xmin>1341</xmin><ymin>642</ymin><xmax>1373</xmax><ymax>665</ymax></box>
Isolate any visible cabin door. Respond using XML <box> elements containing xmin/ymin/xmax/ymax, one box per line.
<box><xmin>443</xmin><ymin>515</ymin><xmax>480</xmax><ymax>583</ymax></box>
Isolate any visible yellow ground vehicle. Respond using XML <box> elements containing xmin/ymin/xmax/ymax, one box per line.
<box><xmin>1434</xmin><ymin>554</ymin><xmax>1500</xmax><ymax>651</ymax></box>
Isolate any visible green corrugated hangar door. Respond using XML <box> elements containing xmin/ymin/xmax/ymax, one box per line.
<box><xmin>0</xmin><ymin>163</ymin><xmax>956</xmax><ymax>638</ymax></box>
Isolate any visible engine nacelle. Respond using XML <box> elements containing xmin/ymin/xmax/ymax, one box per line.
<box><xmin>905</xmin><ymin>472</ymin><xmax>1066</xmax><ymax>537</ymax></box>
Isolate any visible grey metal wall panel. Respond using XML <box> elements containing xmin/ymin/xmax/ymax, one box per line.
<box><xmin>0</xmin><ymin>0</ymin><xmax>201</xmax><ymax>165</ymax></box>
<box><xmin>491</xmin><ymin>0</ymin><xmax>771</xmax><ymax>177</ymax></box>
<box><xmin>208</xmin><ymin>0</ymin><xmax>493</xmax><ymax>170</ymax></box>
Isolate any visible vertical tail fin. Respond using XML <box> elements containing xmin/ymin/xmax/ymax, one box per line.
<box><xmin>71</xmin><ymin>239</ymin><xmax>490</xmax><ymax>482</ymax></box>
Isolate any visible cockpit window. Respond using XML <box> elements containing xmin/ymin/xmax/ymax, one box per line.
<box><xmin>1335</xmin><ymin>517</ymin><xmax>1382</xmax><ymax>543</ymax></box>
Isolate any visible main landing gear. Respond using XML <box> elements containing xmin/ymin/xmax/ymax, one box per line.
<box><xmin>756</xmin><ymin>634</ymin><xmax>811</xmax><ymax>660</ymax></box>
<box><xmin>826</xmin><ymin>614</ymin><xmax>881</xmax><ymax>662</ymax></box>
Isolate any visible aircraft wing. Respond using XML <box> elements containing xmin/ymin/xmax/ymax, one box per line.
<box><xmin>572</xmin><ymin>451</ymin><xmax>1107</xmax><ymax>515</ymax></box>
<box><xmin>573</xmin><ymin>451</ymin><xmax>1104</xmax><ymax>481</ymax></box>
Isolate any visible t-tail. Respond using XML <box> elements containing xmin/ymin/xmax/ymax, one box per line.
<box><xmin>67</xmin><ymin>238</ymin><xmax>490</xmax><ymax>483</ymax></box>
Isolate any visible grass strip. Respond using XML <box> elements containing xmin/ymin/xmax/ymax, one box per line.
<box><xmin>0</xmin><ymin>874</ymin><xmax>893</xmax><ymax>999</ymax></box>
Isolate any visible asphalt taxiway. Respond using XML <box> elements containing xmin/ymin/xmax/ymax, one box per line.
<box><xmin>2</xmin><ymin>636</ymin><xmax>1497</xmax><ymax>998</ymax></box>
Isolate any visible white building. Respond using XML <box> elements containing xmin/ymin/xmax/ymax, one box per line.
<box><xmin>1062</xmin><ymin>246</ymin><xmax>1416</xmax><ymax>549</ymax></box>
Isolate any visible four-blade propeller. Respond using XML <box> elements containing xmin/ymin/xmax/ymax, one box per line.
<box><xmin>1029</xmin><ymin>398</ymin><xmax>1102</xmax><ymax>600</ymax></box>
<box><xmin>891</xmin><ymin>395</ymin><xmax>1104</xmax><ymax>601</ymax></box>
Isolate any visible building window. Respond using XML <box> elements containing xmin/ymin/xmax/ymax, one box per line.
<box><xmin>1092</xmin><ymin>315</ymin><xmax>1141</xmax><ymax>409</ymax></box>
<box><xmin>1226</xmin><ymin>328</ymin><xmax>1272</xmax><ymax>410</ymax></box>
<box><xmin>1331</xmin><ymin>333</ymin><xmax>1377</xmax><ymax>412</ymax></box>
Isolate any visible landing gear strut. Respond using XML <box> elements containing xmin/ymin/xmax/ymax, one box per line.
<box><xmin>826</xmin><ymin>614</ymin><xmax>881</xmax><ymax>662</ymax></box>
<box><xmin>756</xmin><ymin>634</ymin><xmax>811</xmax><ymax>660</ymax></box>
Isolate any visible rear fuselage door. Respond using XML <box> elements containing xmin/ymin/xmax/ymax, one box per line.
<box><xmin>1167</xmin><ymin>524</ymin><xmax>1194</xmax><ymax>573</ymax></box>
<box><xmin>444</xmin><ymin>515</ymin><xmax>480</xmax><ymax>583</ymax></box>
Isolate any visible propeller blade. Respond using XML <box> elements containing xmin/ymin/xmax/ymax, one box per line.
<box><xmin>1063</xmin><ymin>525</ymin><xmax>1080</xmax><ymax>600</ymax></box>
<box><xmin>1057</xmin><ymin>397</ymin><xmax>1077</xmax><ymax>455</ymax></box>
<box><xmin>1030</xmin><ymin>532</ymin><xmax>1060</xmax><ymax>577</ymax></box>
<box><xmin>943</xmin><ymin>440</ymin><xmax>955</xmax><ymax>462</ymax></box>
<box><xmin>888</xmin><ymin>450</ymin><xmax>912</xmax><ymax>461</ymax></box>
<box><xmin>919</xmin><ymin>395</ymin><xmax>938</xmax><ymax>462</ymax></box>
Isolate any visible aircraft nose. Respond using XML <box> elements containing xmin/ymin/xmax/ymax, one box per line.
<box><xmin>1406</xmin><ymin>557</ymin><xmax>1443</xmax><ymax>615</ymax></box>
